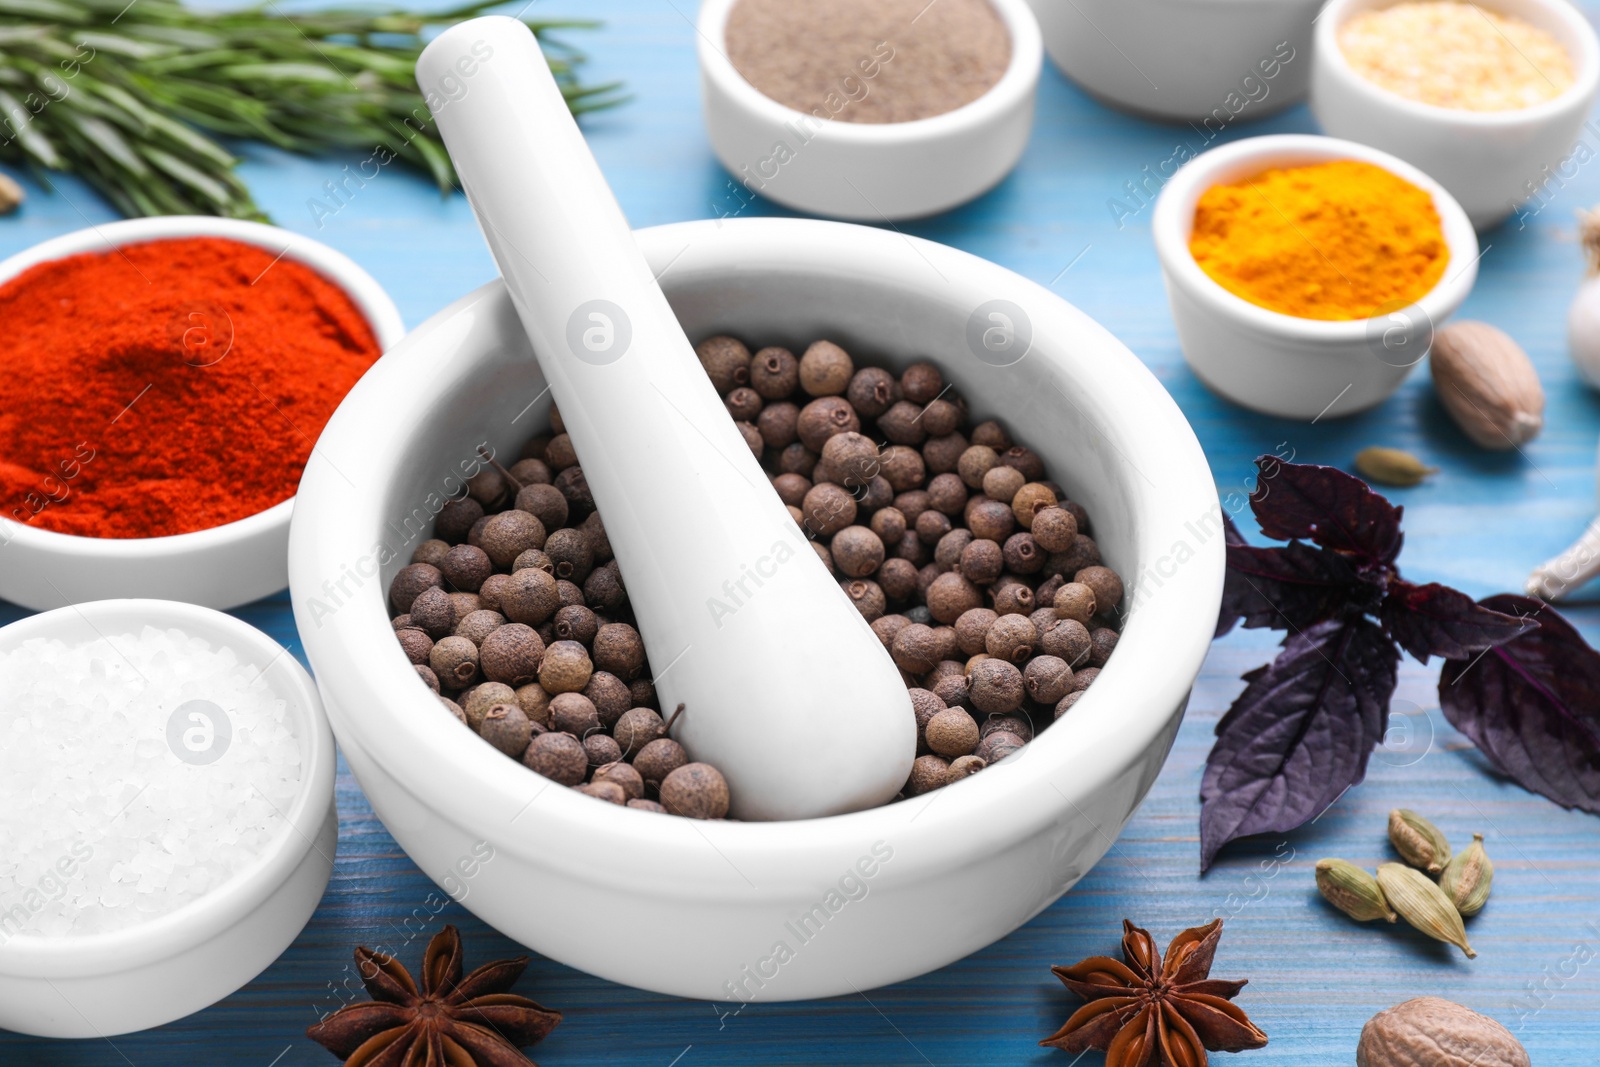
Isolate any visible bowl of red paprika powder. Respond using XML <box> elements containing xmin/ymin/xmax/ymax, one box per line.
<box><xmin>0</xmin><ymin>216</ymin><xmax>404</xmax><ymax>612</ymax></box>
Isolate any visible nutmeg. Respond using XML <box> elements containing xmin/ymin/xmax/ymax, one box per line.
<box><xmin>1429</xmin><ymin>321</ymin><xmax>1544</xmax><ymax>450</ymax></box>
<box><xmin>1357</xmin><ymin>997</ymin><xmax>1528</xmax><ymax>1067</ymax></box>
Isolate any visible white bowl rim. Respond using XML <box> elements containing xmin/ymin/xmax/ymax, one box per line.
<box><xmin>696</xmin><ymin>0</ymin><xmax>1043</xmax><ymax>145</ymax></box>
<box><xmin>0</xmin><ymin>598</ymin><xmax>336</xmax><ymax>978</ymax></box>
<box><xmin>292</xmin><ymin>216</ymin><xmax>1224</xmax><ymax>898</ymax></box>
<box><xmin>1151</xmin><ymin>133</ymin><xmax>1480</xmax><ymax>342</ymax></box>
<box><xmin>1315</xmin><ymin>0</ymin><xmax>1600</xmax><ymax>127</ymax></box>
<box><xmin>0</xmin><ymin>216</ymin><xmax>405</xmax><ymax>561</ymax></box>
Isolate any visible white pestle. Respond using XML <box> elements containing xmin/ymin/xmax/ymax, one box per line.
<box><xmin>415</xmin><ymin>17</ymin><xmax>915</xmax><ymax>820</ymax></box>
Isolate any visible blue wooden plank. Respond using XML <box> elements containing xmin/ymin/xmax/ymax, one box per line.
<box><xmin>3</xmin><ymin>1</ymin><xmax>1600</xmax><ymax>1063</ymax></box>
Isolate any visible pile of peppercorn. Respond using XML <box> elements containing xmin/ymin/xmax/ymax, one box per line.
<box><xmin>698</xmin><ymin>336</ymin><xmax>1123</xmax><ymax>798</ymax></box>
<box><xmin>389</xmin><ymin>335</ymin><xmax>1123</xmax><ymax>815</ymax></box>
<box><xmin>387</xmin><ymin>426</ymin><xmax>730</xmax><ymax>818</ymax></box>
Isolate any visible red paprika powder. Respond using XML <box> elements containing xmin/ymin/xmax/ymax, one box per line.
<box><xmin>0</xmin><ymin>236</ymin><xmax>382</xmax><ymax>538</ymax></box>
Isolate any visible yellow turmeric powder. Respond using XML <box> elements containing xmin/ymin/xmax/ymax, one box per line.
<box><xmin>1189</xmin><ymin>160</ymin><xmax>1449</xmax><ymax>321</ymax></box>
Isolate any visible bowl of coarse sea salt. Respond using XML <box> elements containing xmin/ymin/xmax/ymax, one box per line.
<box><xmin>0</xmin><ymin>599</ymin><xmax>336</xmax><ymax>1038</ymax></box>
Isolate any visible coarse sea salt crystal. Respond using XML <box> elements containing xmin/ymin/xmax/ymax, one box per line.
<box><xmin>0</xmin><ymin>627</ymin><xmax>302</xmax><ymax>940</ymax></box>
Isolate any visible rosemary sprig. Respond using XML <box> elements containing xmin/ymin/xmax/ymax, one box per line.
<box><xmin>0</xmin><ymin>0</ymin><xmax>623</xmax><ymax>218</ymax></box>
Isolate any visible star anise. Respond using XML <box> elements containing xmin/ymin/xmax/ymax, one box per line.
<box><xmin>1041</xmin><ymin>918</ymin><xmax>1267</xmax><ymax>1067</ymax></box>
<box><xmin>306</xmin><ymin>925</ymin><xmax>562</xmax><ymax>1067</ymax></box>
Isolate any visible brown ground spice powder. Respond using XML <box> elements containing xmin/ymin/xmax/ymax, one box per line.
<box><xmin>724</xmin><ymin>0</ymin><xmax>1012</xmax><ymax>124</ymax></box>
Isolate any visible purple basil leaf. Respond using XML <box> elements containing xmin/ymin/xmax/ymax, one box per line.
<box><xmin>1383</xmin><ymin>580</ymin><xmax>1539</xmax><ymax>664</ymax></box>
<box><xmin>1250</xmin><ymin>457</ymin><xmax>1404</xmax><ymax>565</ymax></box>
<box><xmin>1439</xmin><ymin>594</ymin><xmax>1600</xmax><ymax>815</ymax></box>
<box><xmin>1201</xmin><ymin>616</ymin><xmax>1399</xmax><ymax>871</ymax></box>
<box><xmin>1224</xmin><ymin>539</ymin><xmax>1362</xmax><ymax>633</ymax></box>
<box><xmin>1215</xmin><ymin>512</ymin><xmax>1248</xmax><ymax>639</ymax></box>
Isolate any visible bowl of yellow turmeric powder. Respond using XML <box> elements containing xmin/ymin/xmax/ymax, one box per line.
<box><xmin>1151</xmin><ymin>133</ymin><xmax>1479</xmax><ymax>420</ymax></box>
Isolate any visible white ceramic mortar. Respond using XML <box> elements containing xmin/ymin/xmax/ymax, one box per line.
<box><xmin>289</xmin><ymin>217</ymin><xmax>1223</xmax><ymax>1000</ymax></box>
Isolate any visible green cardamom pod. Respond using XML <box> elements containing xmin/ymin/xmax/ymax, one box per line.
<box><xmin>1376</xmin><ymin>862</ymin><xmax>1476</xmax><ymax>958</ymax></box>
<box><xmin>1389</xmin><ymin>808</ymin><xmax>1451</xmax><ymax>874</ymax></box>
<box><xmin>1354</xmin><ymin>447</ymin><xmax>1438</xmax><ymax>488</ymax></box>
<box><xmin>1438</xmin><ymin>833</ymin><xmax>1493</xmax><ymax>917</ymax></box>
<box><xmin>1316</xmin><ymin>858</ymin><xmax>1396</xmax><ymax>923</ymax></box>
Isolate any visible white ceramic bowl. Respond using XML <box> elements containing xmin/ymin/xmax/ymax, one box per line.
<box><xmin>289</xmin><ymin>217</ymin><xmax>1223</xmax><ymax>1000</ymax></box>
<box><xmin>0</xmin><ymin>599</ymin><xmax>336</xmax><ymax>1038</ymax></box>
<box><xmin>696</xmin><ymin>0</ymin><xmax>1042</xmax><ymax>220</ymax></box>
<box><xmin>1312</xmin><ymin>0</ymin><xmax>1600</xmax><ymax>229</ymax></box>
<box><xmin>0</xmin><ymin>216</ymin><xmax>405</xmax><ymax>613</ymax></box>
<box><xmin>1026</xmin><ymin>0</ymin><xmax>1321</xmax><ymax>121</ymax></box>
<box><xmin>1153</xmin><ymin>134</ymin><xmax>1479</xmax><ymax>420</ymax></box>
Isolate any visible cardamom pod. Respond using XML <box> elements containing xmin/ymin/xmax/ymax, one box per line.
<box><xmin>1388</xmin><ymin>808</ymin><xmax>1451</xmax><ymax>874</ymax></box>
<box><xmin>1438</xmin><ymin>833</ymin><xmax>1493</xmax><ymax>917</ymax></box>
<box><xmin>1376</xmin><ymin>863</ymin><xmax>1476</xmax><ymax>958</ymax></box>
<box><xmin>1429</xmin><ymin>321</ymin><xmax>1544</xmax><ymax>450</ymax></box>
<box><xmin>1354</xmin><ymin>447</ymin><xmax>1437</xmax><ymax>488</ymax></box>
<box><xmin>1316</xmin><ymin>858</ymin><xmax>1396</xmax><ymax>923</ymax></box>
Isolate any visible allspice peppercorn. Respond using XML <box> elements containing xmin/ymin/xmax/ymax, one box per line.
<box><xmin>725</xmin><ymin>386</ymin><xmax>764</xmax><ymax>422</ymax></box>
<box><xmin>522</xmin><ymin>731</ymin><xmax>588</xmax><ymax>786</ymax></box>
<box><xmin>584</xmin><ymin>733</ymin><xmax>623</xmax><ymax>768</ymax></box>
<box><xmin>985</xmin><ymin>614</ymin><xmax>1038</xmax><ymax>663</ymax></box>
<box><xmin>515</xmin><ymin>483</ymin><xmax>569</xmax><ymax>530</ymax></box>
<box><xmin>1002</xmin><ymin>532</ymin><xmax>1044</xmax><ymax>574</ymax></box>
<box><xmin>463</xmin><ymin>682</ymin><xmax>518</xmax><ymax>731</ymax></box>
<box><xmin>960</xmin><ymin>538</ymin><xmax>1004</xmax><ymax>585</ymax></box>
<box><xmin>578</xmin><ymin>779</ymin><xmax>628</xmax><ymax>805</ymax></box>
<box><xmin>832</xmin><ymin>526</ymin><xmax>886</xmax><ymax>578</ymax></box>
<box><xmin>1023</xmin><ymin>655</ymin><xmax>1073</xmax><ymax>704</ymax></box>
<box><xmin>900</xmin><ymin>361</ymin><xmax>944</xmax><ymax>405</ymax></box>
<box><xmin>990</xmin><ymin>582</ymin><xmax>1033</xmax><ymax>617</ymax></box>
<box><xmin>926</xmin><ymin>572</ymin><xmax>982</xmax><ymax>624</ymax></box>
<box><xmin>499</xmin><ymin>567</ymin><xmax>562</xmax><ymax>626</ymax></box>
<box><xmin>1053</xmin><ymin>582</ymin><xmax>1097</xmax><ymax>625</ymax></box>
<box><xmin>1011</xmin><ymin>483</ymin><xmax>1057</xmax><ymax>528</ymax></box>
<box><xmin>843</xmin><ymin>579</ymin><xmax>887</xmax><ymax>620</ymax></box>
<box><xmin>544</xmin><ymin>527</ymin><xmax>595</xmax><ymax>583</ymax></box>
<box><xmin>434</xmin><ymin>497</ymin><xmax>483</xmax><ymax>545</ymax></box>
<box><xmin>593</xmin><ymin>761</ymin><xmax>645</xmax><ymax>801</ymax></box>
<box><xmin>479</xmin><ymin>623</ymin><xmax>545</xmax><ymax>686</ymax></box>
<box><xmin>799</xmin><ymin>340</ymin><xmax>854</xmax><ymax>397</ymax></box>
<box><xmin>396</xmin><ymin>627</ymin><xmax>434</xmax><ymax>665</ymax></box>
<box><xmin>1088</xmin><ymin>627</ymin><xmax>1119</xmax><ymax>667</ymax></box>
<box><xmin>695</xmin><ymin>335</ymin><xmax>752</xmax><ymax>393</ymax></box>
<box><xmin>905</xmin><ymin>754</ymin><xmax>950</xmax><ymax>796</ymax></box>
<box><xmin>1075</xmin><ymin>565</ymin><xmax>1124</xmax><ymax>614</ymax></box>
<box><xmin>440</xmin><ymin>544</ymin><xmax>493</xmax><ymax>593</ymax></box>
<box><xmin>480</xmin><ymin>509</ymin><xmax>546</xmax><ymax>569</ymax></box>
<box><xmin>892</xmin><ymin>623</ymin><xmax>943</xmax><ymax>675</ymax></box>
<box><xmin>878</xmin><ymin>446</ymin><xmax>926</xmax><ymax>492</ymax></box>
<box><xmin>1040</xmin><ymin>617</ymin><xmax>1092</xmax><ymax>666</ymax></box>
<box><xmin>969</xmin><ymin>657</ymin><xmax>1025</xmax><ymax>715</ymax></box>
<box><xmin>550</xmin><ymin>691</ymin><xmax>602</xmax><ymax>737</ymax></box>
<box><xmin>801</xmin><ymin>482</ymin><xmax>857</xmax><ymax>537</ymax></box>
<box><xmin>925</xmin><ymin>707</ymin><xmax>980</xmax><ymax>757</ymax></box>
<box><xmin>820</xmin><ymin>431</ymin><xmax>881</xmax><ymax>487</ymax></box>
<box><xmin>1031</xmin><ymin>505</ymin><xmax>1078</xmax><ymax>553</ymax></box>
<box><xmin>583</xmin><ymin>671</ymin><xmax>633</xmax><ymax>727</ymax></box>
<box><xmin>593</xmin><ymin>622</ymin><xmax>646</xmax><ymax>680</ymax></box>
<box><xmin>981</xmin><ymin>464</ymin><xmax>1026</xmax><ymax>504</ymax></box>
<box><xmin>796</xmin><ymin>396</ymin><xmax>861</xmax><ymax>452</ymax></box>
<box><xmin>553</xmin><ymin>604</ymin><xmax>599</xmax><ymax>646</ymax></box>
<box><xmin>412</xmin><ymin>538</ymin><xmax>451</xmax><ymax>568</ymax></box>
<box><xmin>454</xmin><ymin>609</ymin><xmax>505</xmax><ymax>646</ymax></box>
<box><xmin>539</xmin><ymin>640</ymin><xmax>594</xmax><ymax>694</ymax></box>
<box><xmin>408</xmin><ymin>584</ymin><xmax>456</xmax><ymax>639</ymax></box>
<box><xmin>981</xmin><ymin>714</ymin><xmax>1033</xmax><ymax>742</ymax></box>
<box><xmin>847</xmin><ymin>366</ymin><xmax>899</xmax><ymax>417</ymax></box>
<box><xmin>759</xmin><ymin>402</ymin><xmax>800</xmax><ymax>450</ymax></box>
<box><xmin>974</xmin><ymin>730</ymin><xmax>1024</xmax><ymax>764</ymax></box>
<box><xmin>614</xmin><ymin>707</ymin><xmax>666</xmax><ymax>756</ymax></box>
<box><xmin>660</xmin><ymin>763</ymin><xmax>731</xmax><ymax>819</ymax></box>
<box><xmin>481</xmin><ymin>704</ymin><xmax>534</xmax><ymax>758</ymax></box>
<box><xmin>954</xmin><ymin>607</ymin><xmax>998</xmax><ymax>655</ymax></box>
<box><xmin>750</xmin><ymin>345</ymin><xmax>799</xmax><ymax>399</ymax></box>
<box><xmin>947</xmin><ymin>754</ymin><xmax>986</xmax><ymax>782</ymax></box>
<box><xmin>967</xmin><ymin>499</ymin><xmax>1015</xmax><ymax>543</ymax></box>
<box><xmin>922</xmin><ymin>432</ymin><xmax>968</xmax><ymax>474</ymax></box>
<box><xmin>877</xmin><ymin>401</ymin><xmax>927</xmax><ymax>446</ymax></box>
<box><xmin>429</xmin><ymin>635</ymin><xmax>480</xmax><ymax>690</ymax></box>
<box><xmin>633</xmin><ymin>737</ymin><xmax>687</xmax><ymax>786</ymax></box>
<box><xmin>958</xmin><ymin>445</ymin><xmax>1000</xmax><ymax>489</ymax></box>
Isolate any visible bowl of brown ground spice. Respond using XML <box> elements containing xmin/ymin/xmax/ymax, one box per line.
<box><xmin>698</xmin><ymin>0</ymin><xmax>1042</xmax><ymax>220</ymax></box>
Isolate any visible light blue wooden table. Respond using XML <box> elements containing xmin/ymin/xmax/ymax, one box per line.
<box><xmin>4</xmin><ymin>2</ymin><xmax>1600</xmax><ymax>1063</ymax></box>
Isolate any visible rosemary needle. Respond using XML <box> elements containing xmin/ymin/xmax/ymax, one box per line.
<box><xmin>0</xmin><ymin>0</ymin><xmax>624</xmax><ymax>218</ymax></box>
